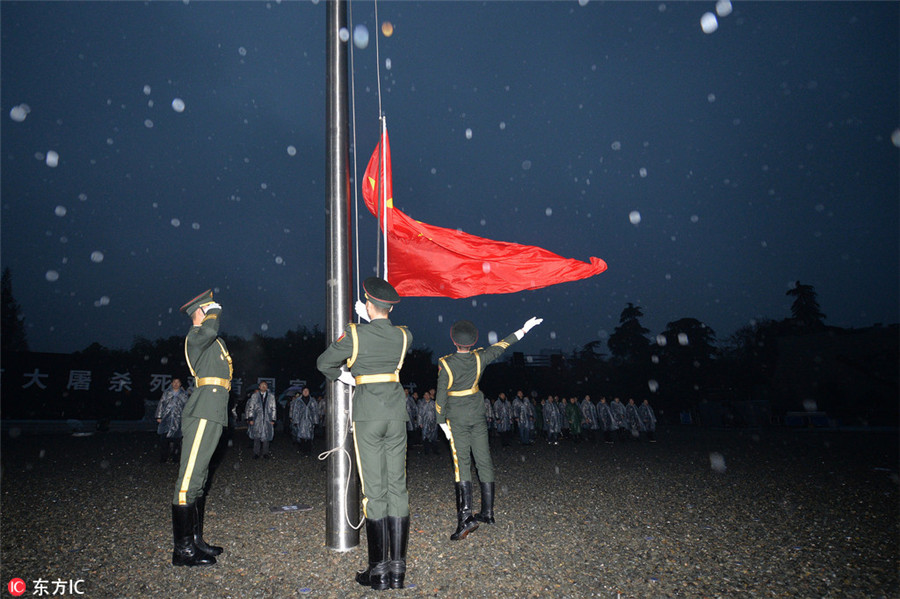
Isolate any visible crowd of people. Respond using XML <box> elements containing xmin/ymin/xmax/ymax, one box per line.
<box><xmin>156</xmin><ymin>383</ymin><xmax>659</xmax><ymax>463</ymax></box>
<box><xmin>407</xmin><ymin>389</ymin><xmax>658</xmax><ymax>448</ymax></box>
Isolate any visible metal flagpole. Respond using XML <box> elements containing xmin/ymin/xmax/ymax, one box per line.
<box><xmin>324</xmin><ymin>0</ymin><xmax>359</xmax><ymax>552</ymax></box>
<box><xmin>380</xmin><ymin>117</ymin><xmax>389</xmax><ymax>281</ymax></box>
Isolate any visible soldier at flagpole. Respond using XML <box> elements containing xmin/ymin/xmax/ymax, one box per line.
<box><xmin>316</xmin><ymin>277</ymin><xmax>412</xmax><ymax>590</ymax></box>
<box><xmin>435</xmin><ymin>316</ymin><xmax>542</xmax><ymax>541</ymax></box>
<box><xmin>171</xmin><ymin>289</ymin><xmax>233</xmax><ymax>567</ymax></box>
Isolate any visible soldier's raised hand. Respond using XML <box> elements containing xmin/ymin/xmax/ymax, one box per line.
<box><xmin>522</xmin><ymin>316</ymin><xmax>543</xmax><ymax>333</ymax></box>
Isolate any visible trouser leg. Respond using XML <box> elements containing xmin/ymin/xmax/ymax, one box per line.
<box><xmin>173</xmin><ymin>417</ymin><xmax>222</xmax><ymax>506</ymax></box>
<box><xmin>468</xmin><ymin>418</ymin><xmax>494</xmax><ymax>483</ymax></box>
<box><xmin>384</xmin><ymin>420</ymin><xmax>409</xmax><ymax>517</ymax></box>
<box><xmin>446</xmin><ymin>420</ymin><xmax>472</xmax><ymax>483</ymax></box>
<box><xmin>354</xmin><ymin>420</ymin><xmax>408</xmax><ymax>520</ymax></box>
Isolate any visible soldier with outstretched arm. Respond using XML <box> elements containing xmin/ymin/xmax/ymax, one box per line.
<box><xmin>435</xmin><ymin>316</ymin><xmax>542</xmax><ymax>541</ymax></box>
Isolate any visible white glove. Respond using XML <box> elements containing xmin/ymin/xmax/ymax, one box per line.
<box><xmin>203</xmin><ymin>302</ymin><xmax>222</xmax><ymax>312</ymax></box>
<box><xmin>439</xmin><ymin>422</ymin><xmax>451</xmax><ymax>440</ymax></box>
<box><xmin>522</xmin><ymin>316</ymin><xmax>543</xmax><ymax>333</ymax></box>
<box><xmin>355</xmin><ymin>300</ymin><xmax>370</xmax><ymax>322</ymax></box>
<box><xmin>337</xmin><ymin>365</ymin><xmax>356</xmax><ymax>387</ymax></box>
<box><xmin>514</xmin><ymin>316</ymin><xmax>543</xmax><ymax>340</ymax></box>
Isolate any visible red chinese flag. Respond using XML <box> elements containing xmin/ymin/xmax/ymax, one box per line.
<box><xmin>362</xmin><ymin>130</ymin><xmax>607</xmax><ymax>299</ymax></box>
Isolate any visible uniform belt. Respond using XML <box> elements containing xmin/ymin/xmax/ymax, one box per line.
<box><xmin>447</xmin><ymin>385</ymin><xmax>479</xmax><ymax>397</ymax></box>
<box><xmin>355</xmin><ymin>373</ymin><xmax>400</xmax><ymax>385</ymax></box>
<box><xmin>196</xmin><ymin>377</ymin><xmax>231</xmax><ymax>391</ymax></box>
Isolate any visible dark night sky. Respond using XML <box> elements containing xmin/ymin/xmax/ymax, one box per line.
<box><xmin>2</xmin><ymin>1</ymin><xmax>898</xmax><ymax>357</ymax></box>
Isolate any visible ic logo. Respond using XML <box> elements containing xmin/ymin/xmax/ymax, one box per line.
<box><xmin>7</xmin><ymin>578</ymin><xmax>26</xmax><ymax>597</ymax></box>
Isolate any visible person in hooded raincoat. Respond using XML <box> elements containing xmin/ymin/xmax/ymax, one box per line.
<box><xmin>597</xmin><ymin>396</ymin><xmax>615</xmax><ymax>443</ymax></box>
<box><xmin>245</xmin><ymin>381</ymin><xmax>277</xmax><ymax>458</ymax></box>
<box><xmin>610</xmin><ymin>397</ymin><xmax>627</xmax><ymax>441</ymax></box>
<box><xmin>565</xmin><ymin>396</ymin><xmax>583</xmax><ymax>443</ymax></box>
<box><xmin>580</xmin><ymin>394</ymin><xmax>598</xmax><ymax>443</ymax></box>
<box><xmin>517</xmin><ymin>392</ymin><xmax>535</xmax><ymax>445</ymax></box>
<box><xmin>624</xmin><ymin>398</ymin><xmax>643</xmax><ymax>439</ymax></box>
<box><xmin>638</xmin><ymin>399</ymin><xmax>658</xmax><ymax>442</ymax></box>
<box><xmin>543</xmin><ymin>395</ymin><xmax>562</xmax><ymax>445</ymax></box>
<box><xmin>418</xmin><ymin>390</ymin><xmax>439</xmax><ymax>454</ymax></box>
<box><xmin>493</xmin><ymin>392</ymin><xmax>514</xmax><ymax>447</ymax></box>
<box><xmin>290</xmin><ymin>387</ymin><xmax>318</xmax><ymax>455</ymax></box>
<box><xmin>156</xmin><ymin>377</ymin><xmax>188</xmax><ymax>463</ymax></box>
<box><xmin>533</xmin><ymin>396</ymin><xmax>545</xmax><ymax>441</ymax></box>
<box><xmin>554</xmin><ymin>395</ymin><xmax>566</xmax><ymax>439</ymax></box>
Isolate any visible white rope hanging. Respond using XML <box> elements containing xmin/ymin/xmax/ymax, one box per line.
<box><xmin>348</xmin><ymin>0</ymin><xmax>389</xmax><ymax>296</ymax></box>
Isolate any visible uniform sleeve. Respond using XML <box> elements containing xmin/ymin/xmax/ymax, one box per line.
<box><xmin>477</xmin><ymin>332</ymin><xmax>519</xmax><ymax>369</ymax></box>
<box><xmin>434</xmin><ymin>362</ymin><xmax>449</xmax><ymax>423</ymax></box>
<box><xmin>316</xmin><ymin>324</ymin><xmax>355</xmax><ymax>381</ymax></box>
<box><xmin>189</xmin><ymin>307</ymin><xmax>222</xmax><ymax>352</ymax></box>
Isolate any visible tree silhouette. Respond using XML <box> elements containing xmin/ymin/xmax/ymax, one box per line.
<box><xmin>656</xmin><ymin>318</ymin><xmax>717</xmax><ymax>409</ymax></box>
<box><xmin>1</xmin><ymin>268</ymin><xmax>28</xmax><ymax>353</ymax></box>
<box><xmin>607</xmin><ymin>303</ymin><xmax>650</xmax><ymax>365</ymax></box>
<box><xmin>786</xmin><ymin>281</ymin><xmax>826</xmax><ymax>330</ymax></box>
<box><xmin>721</xmin><ymin>318</ymin><xmax>786</xmax><ymax>388</ymax></box>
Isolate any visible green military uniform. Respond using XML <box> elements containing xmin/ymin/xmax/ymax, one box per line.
<box><xmin>435</xmin><ymin>332</ymin><xmax>518</xmax><ymax>484</ymax></box>
<box><xmin>169</xmin><ymin>289</ymin><xmax>232</xmax><ymax>567</ymax></box>
<box><xmin>436</xmin><ymin>316</ymin><xmax>541</xmax><ymax>540</ymax></box>
<box><xmin>317</xmin><ymin>318</ymin><xmax>412</xmax><ymax>519</ymax></box>
<box><xmin>174</xmin><ymin>303</ymin><xmax>232</xmax><ymax>505</ymax></box>
<box><xmin>316</xmin><ymin>277</ymin><xmax>412</xmax><ymax>590</ymax></box>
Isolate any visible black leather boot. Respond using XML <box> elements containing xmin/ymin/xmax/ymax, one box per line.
<box><xmin>450</xmin><ymin>481</ymin><xmax>479</xmax><ymax>541</ymax></box>
<box><xmin>388</xmin><ymin>515</ymin><xmax>410</xmax><ymax>589</ymax></box>
<box><xmin>474</xmin><ymin>481</ymin><xmax>495</xmax><ymax>524</ymax></box>
<box><xmin>172</xmin><ymin>504</ymin><xmax>216</xmax><ymax>567</ymax></box>
<box><xmin>194</xmin><ymin>496</ymin><xmax>223</xmax><ymax>556</ymax></box>
<box><xmin>356</xmin><ymin>517</ymin><xmax>389</xmax><ymax>590</ymax></box>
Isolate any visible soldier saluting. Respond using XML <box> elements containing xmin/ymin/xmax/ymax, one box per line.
<box><xmin>170</xmin><ymin>289</ymin><xmax>233</xmax><ymax>567</ymax></box>
<box><xmin>435</xmin><ymin>316</ymin><xmax>542</xmax><ymax>541</ymax></box>
<box><xmin>317</xmin><ymin>277</ymin><xmax>412</xmax><ymax>590</ymax></box>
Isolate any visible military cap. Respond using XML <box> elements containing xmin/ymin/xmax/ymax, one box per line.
<box><xmin>364</xmin><ymin>277</ymin><xmax>400</xmax><ymax>310</ymax></box>
<box><xmin>180</xmin><ymin>289</ymin><xmax>214</xmax><ymax>316</ymax></box>
<box><xmin>450</xmin><ymin>319</ymin><xmax>478</xmax><ymax>347</ymax></box>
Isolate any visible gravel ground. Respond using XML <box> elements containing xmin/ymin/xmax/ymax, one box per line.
<box><xmin>1</xmin><ymin>426</ymin><xmax>897</xmax><ymax>599</ymax></box>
